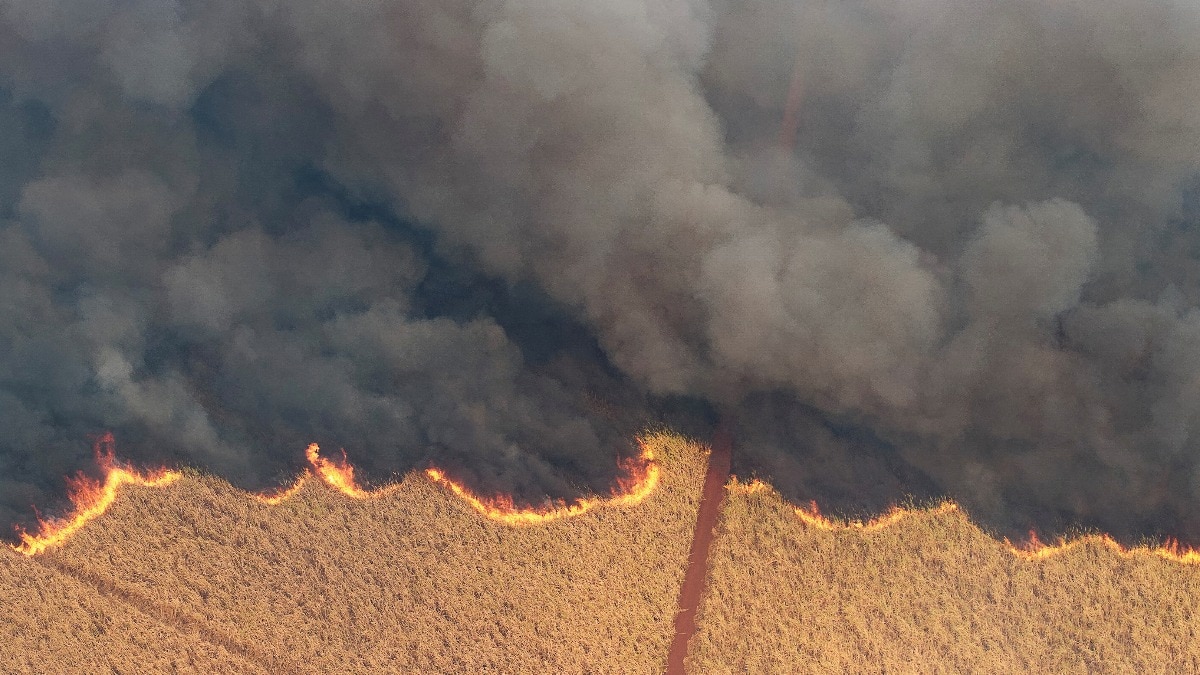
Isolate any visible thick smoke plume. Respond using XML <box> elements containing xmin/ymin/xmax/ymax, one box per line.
<box><xmin>2</xmin><ymin>0</ymin><xmax>1199</xmax><ymax>542</ymax></box>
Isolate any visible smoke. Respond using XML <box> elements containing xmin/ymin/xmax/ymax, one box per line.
<box><xmin>1</xmin><ymin>0</ymin><xmax>1199</xmax><ymax>543</ymax></box>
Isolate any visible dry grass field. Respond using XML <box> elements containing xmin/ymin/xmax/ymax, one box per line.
<box><xmin>687</xmin><ymin>481</ymin><xmax>1200</xmax><ymax>674</ymax></box>
<box><xmin>0</xmin><ymin>432</ymin><xmax>706</xmax><ymax>674</ymax></box>
<box><xmin>8</xmin><ymin>430</ymin><xmax>1200</xmax><ymax>674</ymax></box>
<box><xmin>0</xmin><ymin>551</ymin><xmax>264</xmax><ymax>673</ymax></box>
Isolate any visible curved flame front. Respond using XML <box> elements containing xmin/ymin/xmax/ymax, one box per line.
<box><xmin>10</xmin><ymin>437</ymin><xmax>663</xmax><ymax>554</ymax></box>
<box><xmin>728</xmin><ymin>476</ymin><xmax>1200</xmax><ymax>565</ymax></box>
<box><xmin>252</xmin><ymin>472</ymin><xmax>310</xmax><ymax>506</ymax></box>
<box><xmin>16</xmin><ymin>435</ymin><xmax>1198</xmax><ymax>565</ymax></box>
<box><xmin>11</xmin><ymin>433</ymin><xmax>182</xmax><ymax>556</ymax></box>
<box><xmin>251</xmin><ymin>443</ymin><xmax>398</xmax><ymax>504</ymax></box>
<box><xmin>303</xmin><ymin>444</ymin><xmax>401</xmax><ymax>499</ymax></box>
<box><xmin>794</xmin><ymin>497</ymin><xmax>960</xmax><ymax>533</ymax></box>
<box><xmin>426</xmin><ymin>442</ymin><xmax>661</xmax><ymax>525</ymax></box>
<box><xmin>1006</xmin><ymin>530</ymin><xmax>1200</xmax><ymax>565</ymax></box>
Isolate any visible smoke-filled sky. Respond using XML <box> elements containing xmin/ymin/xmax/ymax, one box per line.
<box><xmin>2</xmin><ymin>0</ymin><xmax>1200</xmax><ymax>543</ymax></box>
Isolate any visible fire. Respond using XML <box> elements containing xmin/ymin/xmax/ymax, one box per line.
<box><xmin>26</xmin><ymin>433</ymin><xmax>1196</xmax><ymax>566</ymax></box>
<box><xmin>732</xmin><ymin>476</ymin><xmax>1200</xmax><ymax>565</ymax></box>
<box><xmin>1006</xmin><ymin>530</ymin><xmax>1200</xmax><ymax>565</ymax></box>
<box><xmin>10</xmin><ymin>437</ymin><xmax>663</xmax><ymax>554</ymax></box>
<box><xmin>252</xmin><ymin>473</ymin><xmax>310</xmax><ymax>505</ymax></box>
<box><xmin>425</xmin><ymin>441</ymin><xmax>660</xmax><ymax>526</ymax></box>
<box><xmin>303</xmin><ymin>443</ymin><xmax>400</xmax><ymax>499</ymax></box>
<box><xmin>10</xmin><ymin>433</ymin><xmax>182</xmax><ymax>556</ymax></box>
<box><xmin>726</xmin><ymin>477</ymin><xmax>769</xmax><ymax>496</ymax></box>
<box><xmin>794</xmin><ymin>497</ymin><xmax>959</xmax><ymax>533</ymax></box>
<box><xmin>251</xmin><ymin>443</ymin><xmax>397</xmax><ymax>503</ymax></box>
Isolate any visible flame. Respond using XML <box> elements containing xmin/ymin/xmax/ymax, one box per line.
<box><xmin>27</xmin><ymin>435</ymin><xmax>1196</xmax><ymax>566</ymax></box>
<box><xmin>731</xmin><ymin>475</ymin><xmax>1200</xmax><ymax>565</ymax></box>
<box><xmin>252</xmin><ymin>472</ymin><xmax>311</xmax><ymax>505</ymax></box>
<box><xmin>795</xmin><ymin>498</ymin><xmax>959</xmax><ymax>532</ymax></box>
<box><xmin>425</xmin><ymin>442</ymin><xmax>660</xmax><ymax>526</ymax></box>
<box><xmin>303</xmin><ymin>444</ymin><xmax>400</xmax><ymax>499</ymax></box>
<box><xmin>10</xmin><ymin>433</ymin><xmax>182</xmax><ymax>556</ymax></box>
<box><xmin>10</xmin><ymin>437</ymin><xmax>663</xmax><ymax>554</ymax></box>
<box><xmin>1005</xmin><ymin>530</ymin><xmax>1200</xmax><ymax>565</ymax></box>
<box><xmin>251</xmin><ymin>443</ymin><xmax>395</xmax><ymax>503</ymax></box>
<box><xmin>725</xmin><ymin>477</ymin><xmax>770</xmax><ymax>496</ymax></box>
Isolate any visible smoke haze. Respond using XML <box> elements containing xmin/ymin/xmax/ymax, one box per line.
<box><xmin>2</xmin><ymin>0</ymin><xmax>1200</xmax><ymax>543</ymax></box>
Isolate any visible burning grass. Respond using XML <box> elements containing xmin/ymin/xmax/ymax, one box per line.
<box><xmin>0</xmin><ymin>432</ymin><xmax>705</xmax><ymax>673</ymax></box>
<box><xmin>688</xmin><ymin>480</ymin><xmax>1200</xmax><ymax>673</ymax></box>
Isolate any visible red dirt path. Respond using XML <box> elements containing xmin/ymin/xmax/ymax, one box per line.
<box><xmin>666</xmin><ymin>422</ymin><xmax>733</xmax><ymax>674</ymax></box>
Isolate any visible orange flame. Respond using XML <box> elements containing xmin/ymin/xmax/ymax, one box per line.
<box><xmin>10</xmin><ymin>437</ymin><xmax>664</xmax><ymax>555</ymax></box>
<box><xmin>425</xmin><ymin>442</ymin><xmax>660</xmax><ymax>526</ymax></box>
<box><xmin>725</xmin><ymin>477</ymin><xmax>770</xmax><ymax>496</ymax></box>
<box><xmin>730</xmin><ymin>476</ymin><xmax>1200</xmax><ymax>565</ymax></box>
<box><xmin>1005</xmin><ymin>530</ymin><xmax>1200</xmax><ymax>565</ymax></box>
<box><xmin>795</xmin><ymin>498</ymin><xmax>959</xmax><ymax>533</ymax></box>
<box><xmin>253</xmin><ymin>443</ymin><xmax>406</xmax><ymax>502</ymax></box>
<box><xmin>10</xmin><ymin>433</ymin><xmax>182</xmax><ymax>556</ymax></box>
<box><xmin>303</xmin><ymin>444</ymin><xmax>400</xmax><ymax>499</ymax></box>
<box><xmin>251</xmin><ymin>472</ymin><xmax>310</xmax><ymax>505</ymax></box>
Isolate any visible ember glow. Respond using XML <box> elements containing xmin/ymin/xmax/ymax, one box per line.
<box><xmin>10</xmin><ymin>433</ymin><xmax>182</xmax><ymax>556</ymax></box>
<box><xmin>426</xmin><ymin>441</ymin><xmax>661</xmax><ymax>526</ymax></box>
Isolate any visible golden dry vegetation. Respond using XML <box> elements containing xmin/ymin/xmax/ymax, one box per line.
<box><xmin>1</xmin><ymin>432</ymin><xmax>706</xmax><ymax>674</ymax></box>
<box><xmin>687</xmin><ymin>484</ymin><xmax>1200</xmax><ymax>674</ymax></box>
<box><xmin>9</xmin><ymin>430</ymin><xmax>1200</xmax><ymax>674</ymax></box>
<box><xmin>0</xmin><ymin>551</ymin><xmax>265</xmax><ymax>673</ymax></box>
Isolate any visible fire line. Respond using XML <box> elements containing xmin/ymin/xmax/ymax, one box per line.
<box><xmin>425</xmin><ymin>444</ymin><xmax>660</xmax><ymax>526</ymax></box>
<box><xmin>11</xmin><ymin>432</ymin><xmax>182</xmax><ymax>556</ymax></box>
<box><xmin>726</xmin><ymin>478</ymin><xmax>1200</xmax><ymax>565</ymax></box>
<box><xmin>11</xmin><ymin>434</ymin><xmax>1199</xmax><ymax>568</ymax></box>
<box><xmin>10</xmin><ymin>436</ymin><xmax>661</xmax><ymax>555</ymax></box>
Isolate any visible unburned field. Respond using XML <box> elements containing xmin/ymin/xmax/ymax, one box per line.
<box><xmin>687</xmin><ymin>484</ymin><xmax>1200</xmax><ymax>674</ymax></box>
<box><xmin>7</xmin><ymin>430</ymin><xmax>1200</xmax><ymax>674</ymax></box>
<box><xmin>0</xmin><ymin>551</ymin><xmax>263</xmax><ymax>672</ymax></box>
<box><xmin>0</xmin><ymin>433</ymin><xmax>706</xmax><ymax>674</ymax></box>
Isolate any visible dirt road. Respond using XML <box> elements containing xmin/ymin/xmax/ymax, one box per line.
<box><xmin>666</xmin><ymin>422</ymin><xmax>733</xmax><ymax>674</ymax></box>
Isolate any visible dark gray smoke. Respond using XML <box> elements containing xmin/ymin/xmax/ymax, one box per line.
<box><xmin>2</xmin><ymin>0</ymin><xmax>1199</xmax><ymax>543</ymax></box>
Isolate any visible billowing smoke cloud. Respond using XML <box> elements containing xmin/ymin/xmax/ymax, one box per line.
<box><xmin>1</xmin><ymin>0</ymin><xmax>1199</xmax><ymax>543</ymax></box>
